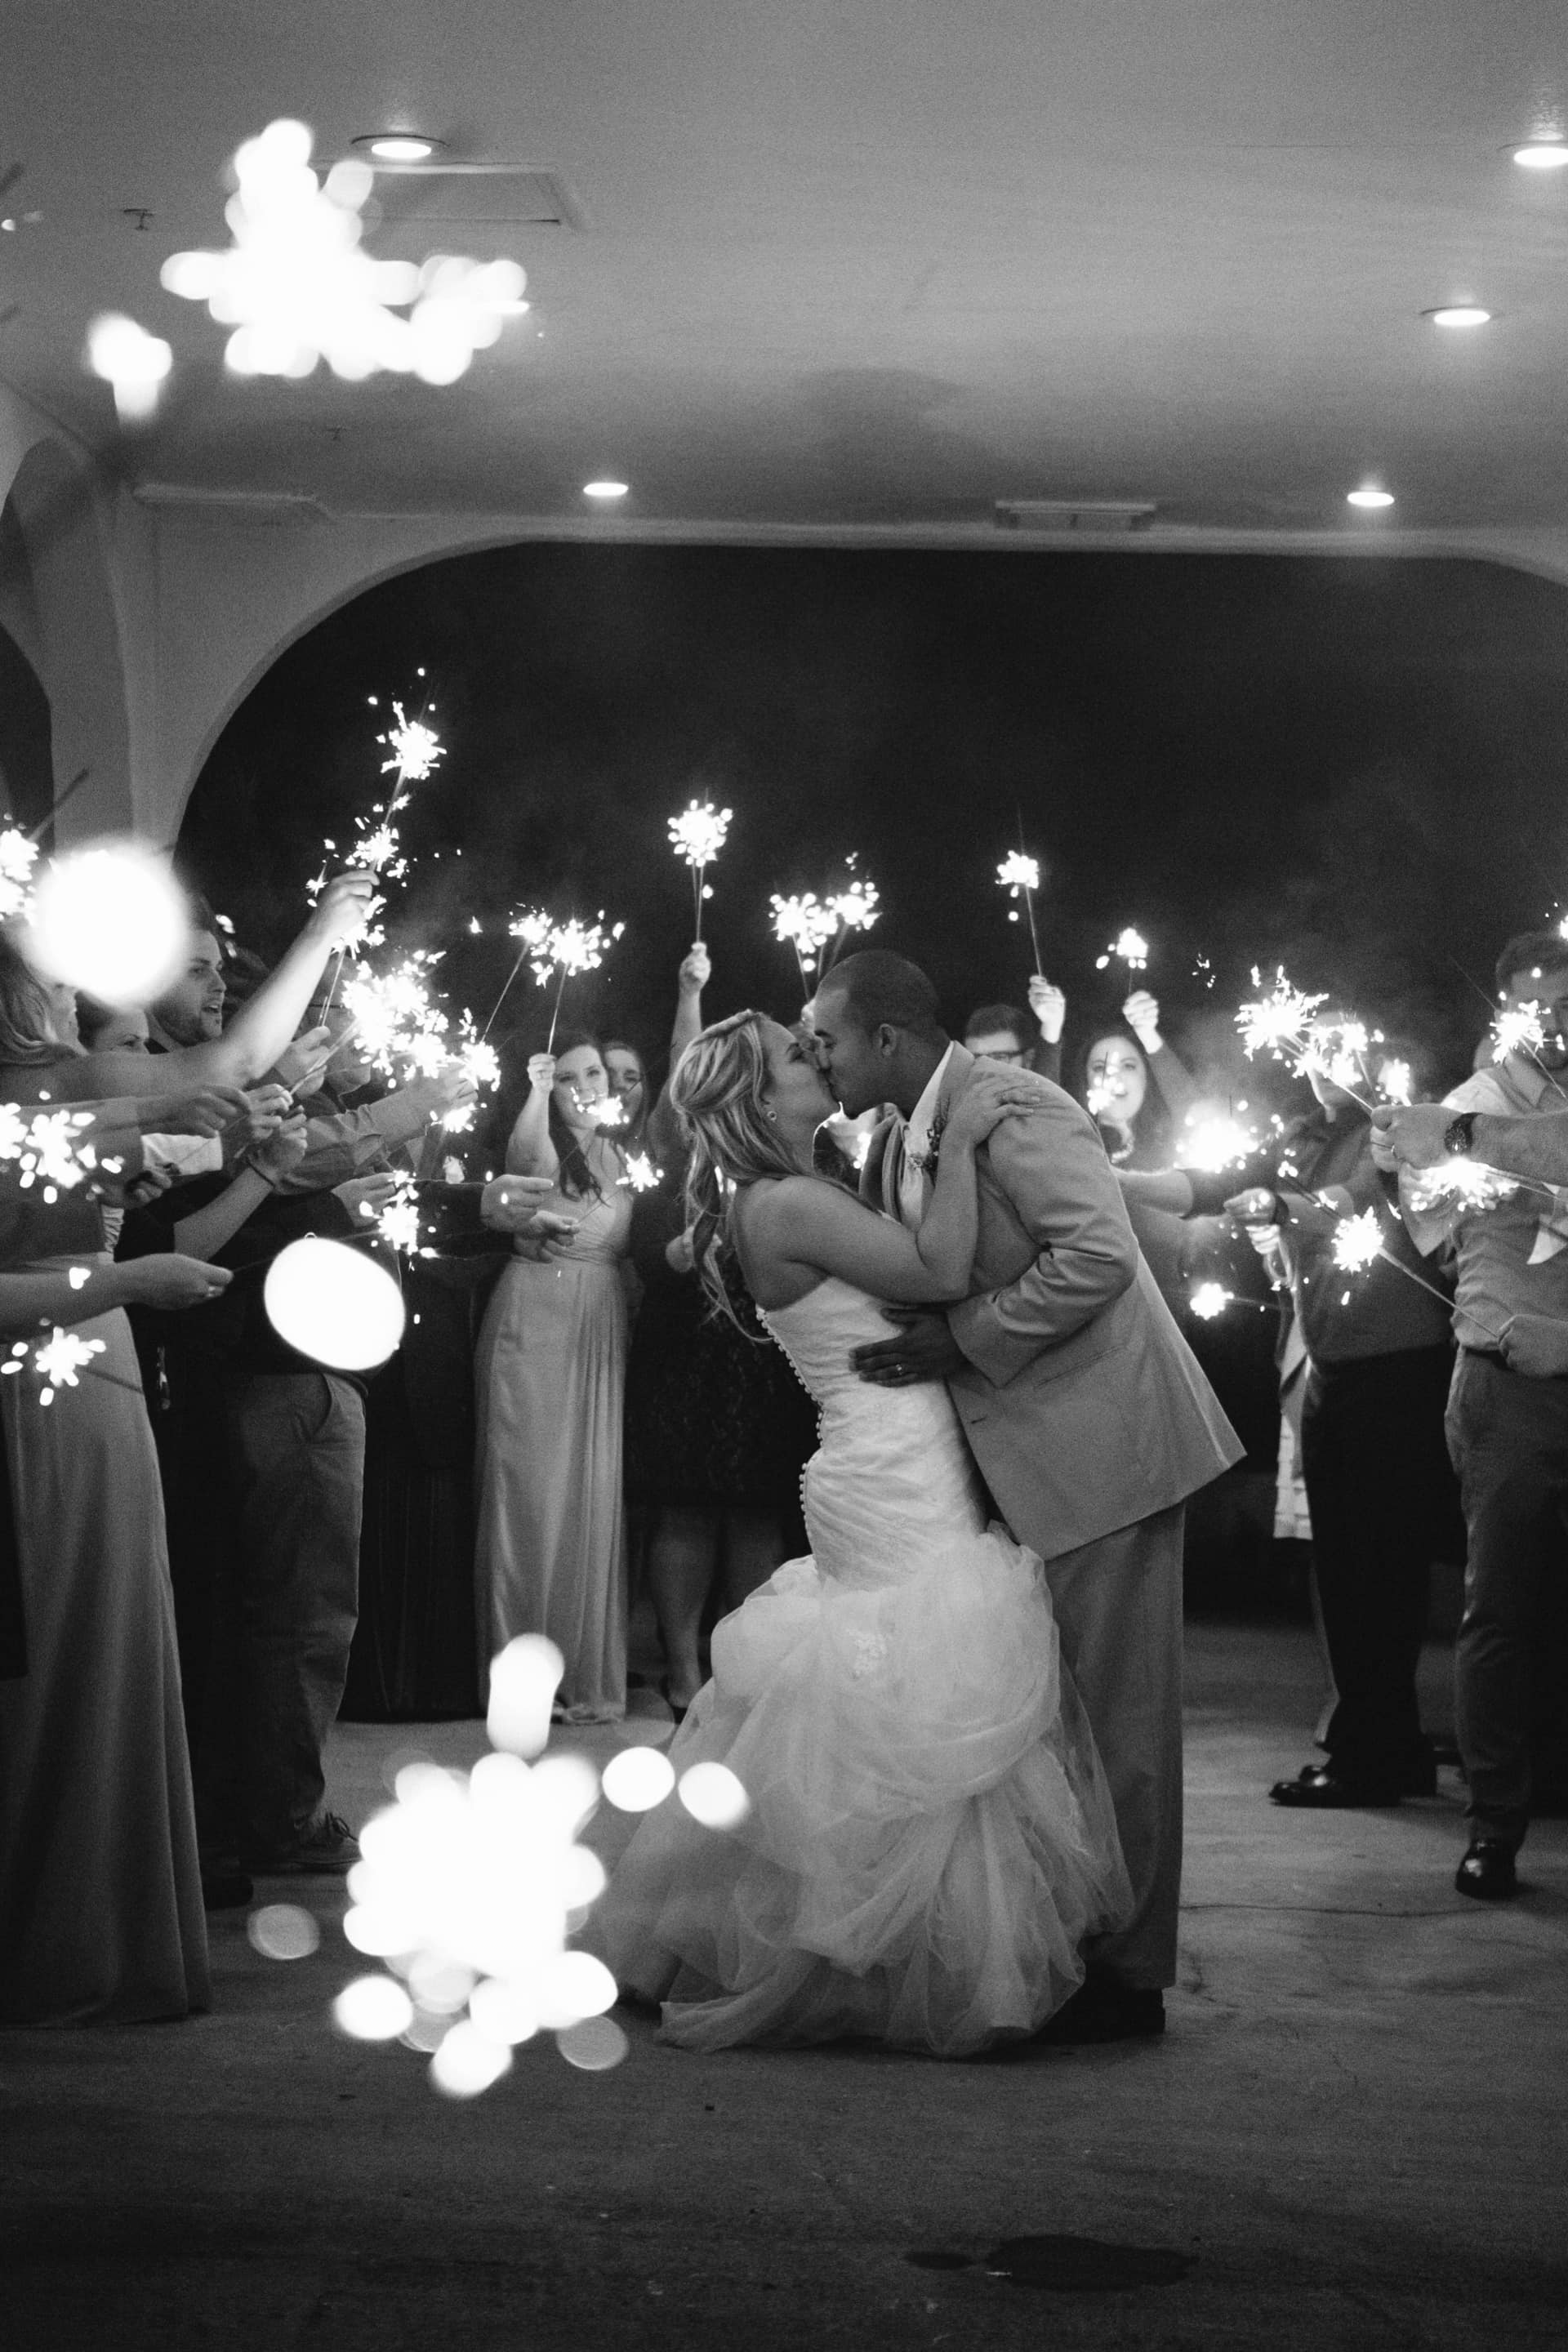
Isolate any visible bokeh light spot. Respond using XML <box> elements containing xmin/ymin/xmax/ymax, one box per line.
<box><xmin>334</xmin><ymin>1974</ymin><xmax>414</xmax><ymax>2041</ymax></box>
<box><xmin>600</xmin><ymin>1745</ymin><xmax>676</xmax><ymax>1812</ymax></box>
<box><xmin>264</xmin><ymin>1235</ymin><xmax>406</xmax><ymax>1371</ymax></box>
<box><xmin>430</xmin><ymin>2020</ymin><xmax>514</xmax><ymax>2098</ymax></box>
<box><xmin>247</xmin><ymin>1903</ymin><xmax>321</xmax><ymax>1962</ymax></box>
<box><xmin>678</xmin><ymin>1761</ymin><xmax>751</xmax><ymax>1830</ymax></box>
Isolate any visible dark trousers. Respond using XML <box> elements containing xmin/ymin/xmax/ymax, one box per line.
<box><xmin>209</xmin><ymin>1370</ymin><xmax>366</xmax><ymax>1857</ymax></box>
<box><xmin>1447</xmin><ymin>1351</ymin><xmax>1568</xmax><ymax>1849</ymax></box>
<box><xmin>1299</xmin><ymin>1347</ymin><xmax>1457</xmax><ymax>1789</ymax></box>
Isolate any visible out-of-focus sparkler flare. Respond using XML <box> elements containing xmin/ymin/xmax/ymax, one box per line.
<box><xmin>770</xmin><ymin>893</ymin><xmax>837</xmax><ymax>978</ymax></box>
<box><xmin>1405</xmin><ymin>1159</ymin><xmax>1521</xmax><ymax>1213</ymax></box>
<box><xmin>0</xmin><ymin>1105</ymin><xmax>99</xmax><ymax>1200</ymax></box>
<box><xmin>1096</xmin><ymin>926</ymin><xmax>1151</xmax><ymax>973</ymax></box>
<box><xmin>264</xmin><ymin>1235</ymin><xmax>407</xmax><ymax>1370</ymax></box>
<box><xmin>86</xmin><ymin>312</ymin><xmax>173</xmax><ymax>421</ymax></box>
<box><xmin>1189</xmin><ymin>1283</ymin><xmax>1233</xmax><ymax>1321</ymax></box>
<box><xmin>2</xmin><ymin>1326</ymin><xmax>107</xmax><ymax>1407</ymax></box>
<box><xmin>600</xmin><ymin>1747</ymin><xmax>677</xmax><ymax>1811</ymax></box>
<box><xmin>1178</xmin><ymin>1113</ymin><xmax>1258</xmax><ymax>1174</ymax></box>
<box><xmin>1377</xmin><ymin>1058</ymin><xmax>1414</xmax><ymax>1107</ymax></box>
<box><xmin>28</xmin><ymin>840</ymin><xmax>188</xmax><ymax>1008</ymax></box>
<box><xmin>160</xmin><ymin>118</ymin><xmax>528</xmax><ymax>385</ymax></box>
<box><xmin>996</xmin><ymin>852</ymin><xmax>1040</xmax><ymax>897</ymax></box>
<box><xmin>1331</xmin><ymin>1209</ymin><xmax>1384</xmax><ymax>1274</ymax></box>
<box><xmin>0</xmin><ymin>827</ymin><xmax>38</xmax><ymax>922</ymax></box>
<box><xmin>619</xmin><ymin>1151</ymin><xmax>664</xmax><ymax>1193</ymax></box>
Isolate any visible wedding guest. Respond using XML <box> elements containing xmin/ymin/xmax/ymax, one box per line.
<box><xmin>474</xmin><ymin>1032</ymin><xmax>632</xmax><ymax>1720</ymax></box>
<box><xmin>1081</xmin><ymin>989</ymin><xmax>1200</xmax><ymax>1168</ymax></box>
<box><xmin>0</xmin><ymin>1137</ymin><xmax>232</xmax><ymax>2023</ymax></box>
<box><xmin>1382</xmin><ymin>929</ymin><xmax>1568</xmax><ymax>1899</ymax></box>
<box><xmin>603</xmin><ymin>1039</ymin><xmax>650</xmax><ymax>1148</ymax></box>
<box><xmin>964</xmin><ymin>982</ymin><xmax>1065</xmax><ymax>1083</ymax></box>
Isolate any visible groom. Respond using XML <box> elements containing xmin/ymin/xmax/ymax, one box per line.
<box><xmin>806</xmin><ymin>950</ymin><xmax>1242</xmax><ymax>2041</ymax></box>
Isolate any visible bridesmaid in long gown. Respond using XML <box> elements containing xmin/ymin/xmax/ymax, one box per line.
<box><xmin>0</xmin><ymin>1186</ymin><xmax>225</xmax><ymax>2024</ymax></box>
<box><xmin>474</xmin><ymin>1033</ymin><xmax>632</xmax><ymax>1722</ymax></box>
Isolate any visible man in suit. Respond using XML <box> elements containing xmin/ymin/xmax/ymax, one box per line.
<box><xmin>805</xmin><ymin>951</ymin><xmax>1242</xmax><ymax>2040</ymax></box>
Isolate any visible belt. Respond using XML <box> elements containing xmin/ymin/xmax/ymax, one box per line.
<box><xmin>1460</xmin><ymin>1346</ymin><xmax>1508</xmax><ymax>1371</ymax></box>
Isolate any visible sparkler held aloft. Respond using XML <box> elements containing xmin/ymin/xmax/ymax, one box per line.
<box><xmin>667</xmin><ymin>800</ymin><xmax>732</xmax><ymax>943</ymax></box>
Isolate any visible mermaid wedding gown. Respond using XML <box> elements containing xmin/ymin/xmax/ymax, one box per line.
<box><xmin>591</xmin><ymin>1275</ymin><xmax>1131</xmax><ymax>2056</ymax></box>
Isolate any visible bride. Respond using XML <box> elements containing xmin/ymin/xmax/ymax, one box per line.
<box><xmin>590</xmin><ymin>1010</ymin><xmax>1131</xmax><ymax>2056</ymax></box>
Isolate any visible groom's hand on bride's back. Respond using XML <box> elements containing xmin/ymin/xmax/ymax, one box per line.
<box><xmin>852</xmin><ymin>1305</ymin><xmax>967</xmax><ymax>1385</ymax></box>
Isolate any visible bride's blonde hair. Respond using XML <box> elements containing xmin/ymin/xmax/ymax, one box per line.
<box><xmin>669</xmin><ymin>1009</ymin><xmax>800</xmax><ymax>1326</ymax></box>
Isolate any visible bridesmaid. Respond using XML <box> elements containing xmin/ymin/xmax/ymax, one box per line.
<box><xmin>473</xmin><ymin>1032</ymin><xmax>632</xmax><ymax>1722</ymax></box>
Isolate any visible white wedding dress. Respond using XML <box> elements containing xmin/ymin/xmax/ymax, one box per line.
<box><xmin>591</xmin><ymin>1275</ymin><xmax>1131</xmax><ymax>2056</ymax></box>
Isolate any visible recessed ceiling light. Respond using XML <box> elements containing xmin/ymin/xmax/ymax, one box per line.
<box><xmin>1512</xmin><ymin>141</ymin><xmax>1568</xmax><ymax>169</ymax></box>
<box><xmin>353</xmin><ymin>134</ymin><xmax>443</xmax><ymax>163</ymax></box>
<box><xmin>583</xmin><ymin>479</ymin><xmax>629</xmax><ymax>499</ymax></box>
<box><xmin>1425</xmin><ymin>305</ymin><xmax>1492</xmax><ymax>328</ymax></box>
<box><xmin>1347</xmin><ymin>486</ymin><xmax>1395</xmax><ymax>510</ymax></box>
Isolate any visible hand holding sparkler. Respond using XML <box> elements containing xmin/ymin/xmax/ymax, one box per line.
<box><xmin>1123</xmin><ymin>990</ymin><xmax>1163</xmax><ymax>1053</ymax></box>
<box><xmin>114</xmin><ymin>1255</ymin><xmax>234</xmax><ymax>1312</ymax></box>
<box><xmin>334</xmin><ymin>1172</ymin><xmax>401</xmax><ymax>1226</ymax></box>
<box><xmin>528</xmin><ymin>1053</ymin><xmax>557</xmax><ymax>1095</ymax></box>
<box><xmin>309</xmin><ymin>871</ymin><xmax>381</xmax><ymax>951</ymax></box>
<box><xmin>1368</xmin><ymin>1102</ymin><xmax>1452</xmax><ymax>1173</ymax></box>
<box><xmin>678</xmin><ymin>942</ymin><xmax>711</xmax><ymax>1000</ymax></box>
<box><xmin>1027</xmin><ymin>974</ymin><xmax>1066</xmax><ymax>1044</ymax></box>
<box><xmin>272</xmin><ymin>1026</ymin><xmax>336</xmax><ymax>1096</ymax></box>
<box><xmin>1499</xmin><ymin>1312</ymin><xmax>1568</xmax><ymax>1380</ymax></box>
<box><xmin>244</xmin><ymin>1114</ymin><xmax>310</xmax><ymax>1186</ymax></box>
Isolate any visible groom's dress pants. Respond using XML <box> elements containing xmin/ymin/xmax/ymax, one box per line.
<box><xmin>1042</xmin><ymin>1500</ymin><xmax>1186</xmax><ymax>1992</ymax></box>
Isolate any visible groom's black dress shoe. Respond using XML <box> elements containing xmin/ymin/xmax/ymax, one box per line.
<box><xmin>1268</xmin><ymin>1764</ymin><xmax>1404</xmax><ymax>1810</ymax></box>
<box><xmin>1454</xmin><ymin>1840</ymin><xmax>1518</xmax><ymax>1901</ymax></box>
<box><xmin>1037</xmin><ymin>1984</ymin><xmax>1165</xmax><ymax>2046</ymax></box>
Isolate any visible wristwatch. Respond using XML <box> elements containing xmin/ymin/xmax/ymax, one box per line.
<box><xmin>1443</xmin><ymin>1111</ymin><xmax>1479</xmax><ymax>1158</ymax></box>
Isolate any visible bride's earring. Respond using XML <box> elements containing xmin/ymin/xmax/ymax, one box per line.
<box><xmin>764</xmin><ymin>1107</ymin><xmax>778</xmax><ymax>1122</ymax></box>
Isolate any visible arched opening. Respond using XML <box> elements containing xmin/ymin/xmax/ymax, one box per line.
<box><xmin>0</xmin><ymin>491</ymin><xmax>55</xmax><ymax>843</ymax></box>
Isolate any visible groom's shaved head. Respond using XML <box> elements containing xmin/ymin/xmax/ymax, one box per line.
<box><xmin>815</xmin><ymin>951</ymin><xmax>947</xmax><ymax>1045</ymax></box>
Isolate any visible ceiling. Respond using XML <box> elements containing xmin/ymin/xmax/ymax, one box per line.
<box><xmin>4</xmin><ymin>0</ymin><xmax>1568</xmax><ymax>532</ymax></box>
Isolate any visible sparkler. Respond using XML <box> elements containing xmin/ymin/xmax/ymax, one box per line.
<box><xmin>1178</xmin><ymin>1111</ymin><xmax>1261</xmax><ymax>1174</ymax></box>
<box><xmin>1236</xmin><ymin>967</ymin><xmax>1330</xmax><ymax>1062</ymax></box>
<box><xmin>1</xmin><ymin>1326</ymin><xmax>106</xmax><ymax>1406</ymax></box>
<box><xmin>667</xmin><ymin>800</ymin><xmax>732</xmax><ymax>942</ymax></box>
<box><xmin>770</xmin><ymin>893</ymin><xmax>837</xmax><ymax>989</ymax></box>
<box><xmin>619</xmin><ymin>1151</ymin><xmax>664</xmax><ymax>1192</ymax></box>
<box><xmin>377</xmin><ymin>700</ymin><xmax>444</xmax><ymax>786</ymax></box>
<box><xmin>996</xmin><ymin>851</ymin><xmax>1044</xmax><ymax>975</ymax></box>
<box><xmin>0</xmin><ymin>1104</ymin><xmax>99</xmax><ymax>1201</ymax></box>
<box><xmin>341</xmin><ymin>953</ymin><xmax>448</xmax><ymax>1080</ymax></box>
<box><xmin>1189</xmin><ymin>1282</ymin><xmax>1232</xmax><ymax>1320</ymax></box>
<box><xmin>1404</xmin><ymin>1160</ymin><xmax>1523</xmax><ymax>1213</ymax></box>
<box><xmin>822</xmin><ymin>859</ymin><xmax>880</xmax><ymax>969</ymax></box>
<box><xmin>1492</xmin><ymin>1001</ymin><xmax>1545</xmax><ymax>1064</ymax></box>
<box><xmin>1096</xmin><ymin>926</ymin><xmax>1151</xmax><ymax>977</ymax></box>
<box><xmin>321</xmin><ymin>1633</ymin><xmax>746</xmax><ymax>2097</ymax></box>
<box><xmin>1330</xmin><ymin>1208</ymin><xmax>1384</xmax><ymax>1274</ymax></box>
<box><xmin>373</xmin><ymin>1173</ymin><xmax>427</xmax><ymax>1258</ymax></box>
<box><xmin>1377</xmin><ymin>1058</ymin><xmax>1414</xmax><ymax>1106</ymax></box>
<box><xmin>442</xmin><ymin>1024</ymin><xmax>501</xmax><ymax>1134</ymax></box>
<box><xmin>0</xmin><ymin>826</ymin><xmax>38</xmax><ymax>920</ymax></box>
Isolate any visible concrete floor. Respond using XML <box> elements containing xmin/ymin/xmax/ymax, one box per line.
<box><xmin>4</xmin><ymin>1620</ymin><xmax>1566</xmax><ymax>2352</ymax></box>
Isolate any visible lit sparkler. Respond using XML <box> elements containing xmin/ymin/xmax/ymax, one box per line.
<box><xmin>770</xmin><ymin>893</ymin><xmax>837</xmax><ymax>988</ymax></box>
<box><xmin>159</xmin><ymin>118</ymin><xmax>529</xmax><ymax>387</ymax></box>
<box><xmin>619</xmin><ymin>1151</ymin><xmax>664</xmax><ymax>1192</ymax></box>
<box><xmin>341</xmin><ymin>953</ymin><xmax>448</xmax><ymax>1080</ymax></box>
<box><xmin>1096</xmin><ymin>926</ymin><xmax>1151</xmax><ymax>976</ymax></box>
<box><xmin>1178</xmin><ymin>1112</ymin><xmax>1260</xmax><ymax>1174</ymax></box>
<box><xmin>1</xmin><ymin>1326</ymin><xmax>107</xmax><ymax>1406</ymax></box>
<box><xmin>1492</xmin><ymin>1001</ymin><xmax>1544</xmax><ymax>1064</ymax></box>
<box><xmin>667</xmin><ymin>800</ymin><xmax>732</xmax><ymax>942</ymax></box>
<box><xmin>1189</xmin><ymin>1282</ymin><xmax>1232</xmax><ymax>1320</ymax></box>
<box><xmin>1404</xmin><ymin>1160</ymin><xmax>1522</xmax><ymax>1214</ymax></box>
<box><xmin>323</xmin><ymin>1633</ymin><xmax>746</xmax><ymax>2097</ymax></box>
<box><xmin>1331</xmin><ymin>1208</ymin><xmax>1385</xmax><ymax>1274</ymax></box>
<box><xmin>822</xmin><ymin>859</ymin><xmax>881</xmax><ymax>969</ymax></box>
<box><xmin>0</xmin><ymin>1104</ymin><xmax>99</xmax><ymax>1202</ymax></box>
<box><xmin>1236</xmin><ymin>967</ymin><xmax>1330</xmax><ymax>1062</ymax></box>
<box><xmin>1377</xmin><ymin>1058</ymin><xmax>1414</xmax><ymax>1106</ymax></box>
<box><xmin>0</xmin><ymin>826</ymin><xmax>38</xmax><ymax>921</ymax></box>
<box><xmin>374</xmin><ymin>1172</ymin><xmax>426</xmax><ymax>1258</ymax></box>
<box><xmin>442</xmin><ymin>1023</ymin><xmax>501</xmax><ymax>1134</ymax></box>
<box><xmin>996</xmin><ymin>849</ymin><xmax>1045</xmax><ymax>974</ymax></box>
<box><xmin>377</xmin><ymin>700</ymin><xmax>444</xmax><ymax>786</ymax></box>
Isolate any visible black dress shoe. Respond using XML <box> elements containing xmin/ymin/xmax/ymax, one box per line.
<box><xmin>1037</xmin><ymin>1984</ymin><xmax>1165</xmax><ymax>2046</ymax></box>
<box><xmin>1454</xmin><ymin>1840</ymin><xmax>1518</xmax><ymax>1901</ymax></box>
<box><xmin>1269</xmin><ymin>1764</ymin><xmax>1403</xmax><ymax>1809</ymax></box>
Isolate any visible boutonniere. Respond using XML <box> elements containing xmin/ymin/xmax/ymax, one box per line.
<box><xmin>906</xmin><ymin>1105</ymin><xmax>947</xmax><ymax>1180</ymax></box>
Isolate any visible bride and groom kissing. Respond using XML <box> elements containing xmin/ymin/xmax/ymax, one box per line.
<box><xmin>590</xmin><ymin>950</ymin><xmax>1241</xmax><ymax>2056</ymax></box>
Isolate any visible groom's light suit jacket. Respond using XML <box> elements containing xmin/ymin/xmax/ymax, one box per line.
<box><xmin>862</xmin><ymin>1043</ymin><xmax>1242</xmax><ymax>1561</ymax></box>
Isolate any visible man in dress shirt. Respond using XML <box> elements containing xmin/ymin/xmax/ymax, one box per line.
<box><xmin>805</xmin><ymin>951</ymin><xmax>1241</xmax><ymax>2042</ymax></box>
<box><xmin>1377</xmin><ymin>930</ymin><xmax>1568</xmax><ymax>1900</ymax></box>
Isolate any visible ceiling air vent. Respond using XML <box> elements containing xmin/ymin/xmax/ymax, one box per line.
<box><xmin>995</xmin><ymin>499</ymin><xmax>1157</xmax><ymax>533</ymax></box>
<box><xmin>368</xmin><ymin>164</ymin><xmax>584</xmax><ymax>230</ymax></box>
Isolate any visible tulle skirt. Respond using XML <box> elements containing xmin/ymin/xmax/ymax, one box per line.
<box><xmin>590</xmin><ymin>1522</ymin><xmax>1130</xmax><ymax>2056</ymax></box>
